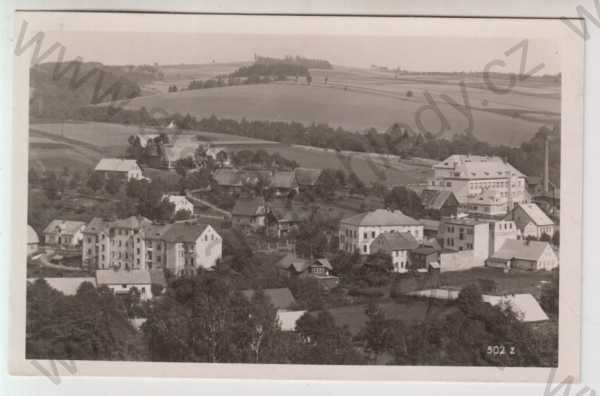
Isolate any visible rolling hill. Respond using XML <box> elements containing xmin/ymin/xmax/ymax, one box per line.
<box><xmin>111</xmin><ymin>65</ymin><xmax>560</xmax><ymax>147</ymax></box>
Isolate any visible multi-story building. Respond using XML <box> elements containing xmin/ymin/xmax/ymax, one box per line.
<box><xmin>438</xmin><ymin>217</ymin><xmax>490</xmax><ymax>260</ymax></box>
<box><xmin>489</xmin><ymin>219</ymin><xmax>520</xmax><ymax>254</ymax></box>
<box><xmin>161</xmin><ymin>223</ymin><xmax>222</xmax><ymax>275</ymax></box>
<box><xmin>82</xmin><ymin>217</ymin><xmax>222</xmax><ymax>275</ymax></box>
<box><xmin>82</xmin><ymin>216</ymin><xmax>151</xmax><ymax>271</ymax></box>
<box><xmin>338</xmin><ymin>209</ymin><xmax>423</xmax><ymax>255</ymax></box>
<box><xmin>431</xmin><ymin>155</ymin><xmax>529</xmax><ymax>215</ymax></box>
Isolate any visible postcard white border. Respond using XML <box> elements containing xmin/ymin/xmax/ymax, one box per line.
<box><xmin>8</xmin><ymin>12</ymin><xmax>584</xmax><ymax>383</ymax></box>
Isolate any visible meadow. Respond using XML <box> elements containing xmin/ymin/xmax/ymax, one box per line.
<box><xmin>109</xmin><ymin>64</ymin><xmax>562</xmax><ymax>147</ymax></box>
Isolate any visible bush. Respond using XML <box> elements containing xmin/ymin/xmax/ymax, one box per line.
<box><xmin>348</xmin><ymin>288</ymin><xmax>384</xmax><ymax>298</ymax></box>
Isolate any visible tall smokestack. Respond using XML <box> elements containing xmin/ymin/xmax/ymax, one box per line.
<box><xmin>544</xmin><ymin>136</ymin><xmax>550</xmax><ymax>194</ymax></box>
<box><xmin>505</xmin><ymin>157</ymin><xmax>513</xmax><ymax>213</ymax></box>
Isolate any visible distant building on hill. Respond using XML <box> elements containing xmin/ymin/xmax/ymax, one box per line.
<box><xmin>338</xmin><ymin>209</ymin><xmax>423</xmax><ymax>255</ymax></box>
<box><xmin>94</xmin><ymin>158</ymin><xmax>144</xmax><ymax>181</ymax></box>
<box><xmin>43</xmin><ymin>219</ymin><xmax>86</xmax><ymax>248</ymax></box>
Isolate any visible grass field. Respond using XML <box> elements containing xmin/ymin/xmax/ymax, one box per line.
<box><xmin>29</xmin><ymin>121</ymin><xmax>433</xmax><ymax>185</ymax></box>
<box><xmin>120</xmin><ymin>64</ymin><xmax>562</xmax><ymax>147</ymax></box>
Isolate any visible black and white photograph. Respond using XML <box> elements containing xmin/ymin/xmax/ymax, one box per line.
<box><xmin>8</xmin><ymin>11</ymin><xmax>584</xmax><ymax>383</ymax></box>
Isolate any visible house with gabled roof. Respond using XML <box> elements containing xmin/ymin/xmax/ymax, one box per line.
<box><xmin>486</xmin><ymin>239</ymin><xmax>558</xmax><ymax>271</ymax></box>
<box><xmin>267</xmin><ymin>208</ymin><xmax>303</xmax><ymax>238</ymax></box>
<box><xmin>232</xmin><ymin>197</ymin><xmax>267</xmax><ymax>230</ymax></box>
<box><xmin>420</xmin><ymin>189</ymin><xmax>459</xmax><ymax>218</ymax></box>
<box><xmin>94</xmin><ymin>158</ymin><xmax>144</xmax><ymax>181</ymax></box>
<box><xmin>338</xmin><ymin>209</ymin><xmax>423</xmax><ymax>255</ymax></box>
<box><xmin>294</xmin><ymin>167</ymin><xmax>323</xmax><ymax>192</ymax></box>
<box><xmin>271</xmin><ymin>171</ymin><xmax>299</xmax><ymax>196</ymax></box>
<box><xmin>370</xmin><ymin>231</ymin><xmax>419</xmax><ymax>273</ymax></box>
<box><xmin>161</xmin><ymin>222</ymin><xmax>222</xmax><ymax>274</ymax></box>
<box><xmin>43</xmin><ymin>219</ymin><xmax>86</xmax><ymax>248</ymax></box>
<box><xmin>508</xmin><ymin>202</ymin><xmax>555</xmax><ymax>239</ymax></box>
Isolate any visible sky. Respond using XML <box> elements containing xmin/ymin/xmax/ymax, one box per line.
<box><xmin>37</xmin><ymin>31</ymin><xmax>560</xmax><ymax>74</ymax></box>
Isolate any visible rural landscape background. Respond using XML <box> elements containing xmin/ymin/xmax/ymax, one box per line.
<box><xmin>25</xmin><ymin>30</ymin><xmax>561</xmax><ymax>367</ymax></box>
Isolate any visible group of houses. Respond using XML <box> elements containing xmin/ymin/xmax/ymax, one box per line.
<box><xmin>212</xmin><ymin>166</ymin><xmax>323</xmax><ymax>195</ymax></box>
<box><xmin>337</xmin><ymin>155</ymin><xmax>559</xmax><ymax>273</ymax></box>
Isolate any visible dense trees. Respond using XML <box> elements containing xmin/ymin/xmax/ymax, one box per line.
<box><xmin>142</xmin><ymin>272</ymin><xmax>286</xmax><ymax>363</ymax></box>
<box><xmin>384</xmin><ymin>186</ymin><xmax>426</xmax><ymax>219</ymax></box>
<box><xmin>26</xmin><ymin>279</ymin><xmax>147</xmax><ymax>360</ymax></box>
<box><xmin>294</xmin><ymin>311</ymin><xmax>365</xmax><ymax>365</ymax></box>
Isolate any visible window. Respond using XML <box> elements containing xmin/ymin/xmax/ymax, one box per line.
<box><xmin>137</xmin><ymin>248</ymin><xmax>140</xmax><ymax>254</ymax></box>
<box><xmin>363</xmin><ymin>232</ymin><xmax>368</xmax><ymax>239</ymax></box>
<box><xmin>371</xmin><ymin>231</ymin><xmax>375</xmax><ymax>238</ymax></box>
<box><xmin>363</xmin><ymin>245</ymin><xmax>367</xmax><ymax>253</ymax></box>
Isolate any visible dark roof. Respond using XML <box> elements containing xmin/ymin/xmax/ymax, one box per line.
<box><xmin>276</xmin><ymin>253</ymin><xmax>309</xmax><ymax>272</ymax></box>
<box><xmin>149</xmin><ymin>268</ymin><xmax>167</xmax><ymax>287</ymax></box>
<box><xmin>83</xmin><ymin>217</ymin><xmax>110</xmax><ymax>234</ymax></box>
<box><xmin>160</xmin><ymin>223</ymin><xmax>209</xmax><ymax>243</ymax></box>
<box><xmin>111</xmin><ymin>216</ymin><xmax>152</xmax><ymax>230</ymax></box>
<box><xmin>341</xmin><ymin>209</ymin><xmax>421</xmax><ymax>227</ymax></box>
<box><xmin>312</xmin><ymin>258</ymin><xmax>333</xmax><ymax>271</ymax></box>
<box><xmin>411</xmin><ymin>245</ymin><xmax>438</xmax><ymax>256</ymax></box>
<box><xmin>143</xmin><ymin>223</ymin><xmax>172</xmax><ymax>240</ymax></box>
<box><xmin>232</xmin><ymin>198</ymin><xmax>266</xmax><ymax>217</ymax></box>
<box><xmin>295</xmin><ymin>168</ymin><xmax>323</xmax><ymax>186</ymax></box>
<box><xmin>271</xmin><ymin>171</ymin><xmax>298</xmax><ymax>189</ymax></box>
<box><xmin>420</xmin><ymin>189</ymin><xmax>456</xmax><ymax>210</ymax></box>
<box><xmin>372</xmin><ymin>231</ymin><xmax>419</xmax><ymax>252</ymax></box>
<box><xmin>241</xmin><ymin>288</ymin><xmax>296</xmax><ymax>310</ymax></box>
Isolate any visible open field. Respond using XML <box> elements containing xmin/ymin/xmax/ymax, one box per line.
<box><xmin>120</xmin><ymin>65</ymin><xmax>561</xmax><ymax>147</ymax></box>
<box><xmin>29</xmin><ymin>121</ymin><xmax>433</xmax><ymax>185</ymax></box>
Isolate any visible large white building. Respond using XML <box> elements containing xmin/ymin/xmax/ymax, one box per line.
<box><xmin>431</xmin><ymin>155</ymin><xmax>529</xmax><ymax>215</ymax></box>
<box><xmin>338</xmin><ymin>209</ymin><xmax>423</xmax><ymax>255</ymax></box>
<box><xmin>82</xmin><ymin>216</ymin><xmax>222</xmax><ymax>275</ymax></box>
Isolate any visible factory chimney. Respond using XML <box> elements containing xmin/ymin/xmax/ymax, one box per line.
<box><xmin>544</xmin><ymin>135</ymin><xmax>550</xmax><ymax>194</ymax></box>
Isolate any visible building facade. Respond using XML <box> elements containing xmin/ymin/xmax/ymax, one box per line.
<box><xmin>431</xmin><ymin>155</ymin><xmax>529</xmax><ymax>215</ymax></box>
<box><xmin>438</xmin><ymin>217</ymin><xmax>490</xmax><ymax>260</ymax></box>
<box><xmin>339</xmin><ymin>209</ymin><xmax>423</xmax><ymax>255</ymax></box>
<box><xmin>43</xmin><ymin>220</ymin><xmax>86</xmax><ymax>248</ymax></box>
<box><xmin>82</xmin><ymin>217</ymin><xmax>222</xmax><ymax>275</ymax></box>
<box><xmin>509</xmin><ymin>203</ymin><xmax>555</xmax><ymax>239</ymax></box>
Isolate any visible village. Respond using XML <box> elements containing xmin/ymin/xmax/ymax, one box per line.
<box><xmin>27</xmin><ymin>123</ymin><xmax>560</xmax><ymax>349</ymax></box>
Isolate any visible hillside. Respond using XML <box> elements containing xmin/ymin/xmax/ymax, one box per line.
<box><xmin>29</xmin><ymin>62</ymin><xmax>158</xmax><ymax>119</ymax></box>
<box><xmin>108</xmin><ymin>65</ymin><xmax>560</xmax><ymax>147</ymax></box>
